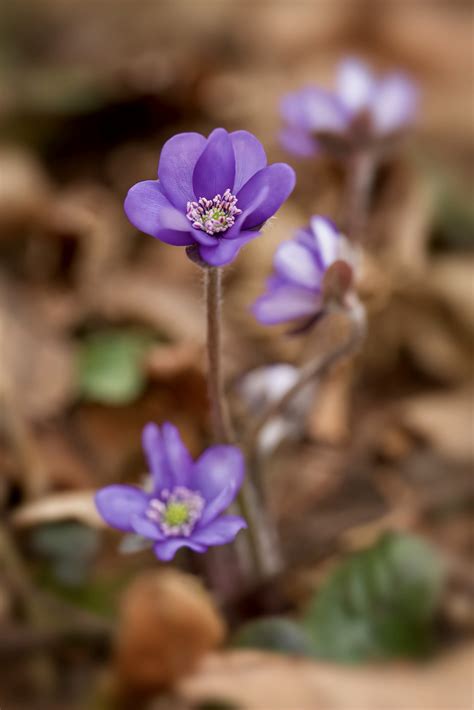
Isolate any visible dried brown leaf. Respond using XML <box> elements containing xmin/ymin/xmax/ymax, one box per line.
<box><xmin>180</xmin><ymin>645</ymin><xmax>474</xmax><ymax>710</ymax></box>
<box><xmin>400</xmin><ymin>388</ymin><xmax>473</xmax><ymax>463</ymax></box>
<box><xmin>114</xmin><ymin>570</ymin><xmax>226</xmax><ymax>697</ymax></box>
<box><xmin>11</xmin><ymin>490</ymin><xmax>101</xmax><ymax>529</ymax></box>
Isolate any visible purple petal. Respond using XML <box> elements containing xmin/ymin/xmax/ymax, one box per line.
<box><xmin>274</xmin><ymin>241</ymin><xmax>322</xmax><ymax>288</ymax></box>
<box><xmin>187</xmin><ymin>229</ymin><xmax>220</xmax><ymax>247</ymax></box>
<box><xmin>153</xmin><ymin>538</ymin><xmax>206</xmax><ymax>561</ymax></box>
<box><xmin>158</xmin><ymin>206</ymin><xmax>193</xmax><ymax>231</ymax></box>
<box><xmin>371</xmin><ymin>74</ymin><xmax>418</xmax><ymax>134</ymax></box>
<box><xmin>309</xmin><ymin>216</ymin><xmax>340</xmax><ymax>268</ymax></box>
<box><xmin>154</xmin><ymin>206</ymin><xmax>195</xmax><ymax>246</ymax></box>
<box><xmin>253</xmin><ymin>285</ymin><xmax>320</xmax><ymax>325</ymax></box>
<box><xmin>337</xmin><ymin>58</ymin><xmax>375</xmax><ymax>114</ymax></box>
<box><xmin>281</xmin><ymin>88</ymin><xmax>348</xmax><ymax>133</ymax></box>
<box><xmin>279</xmin><ymin>127</ymin><xmax>318</xmax><ymax>157</ymax></box>
<box><xmin>161</xmin><ymin>422</ymin><xmax>193</xmax><ymax>487</ymax></box>
<box><xmin>95</xmin><ymin>485</ymin><xmax>149</xmax><ymax>532</ymax></box>
<box><xmin>192</xmin><ymin>128</ymin><xmax>236</xmax><ymax>200</ymax></box>
<box><xmin>223</xmin><ymin>184</ymin><xmax>270</xmax><ymax>238</ymax></box>
<box><xmin>198</xmin><ymin>484</ymin><xmax>238</xmax><ymax>527</ymax></box>
<box><xmin>124</xmin><ymin>180</ymin><xmax>174</xmax><ymax>237</ymax></box>
<box><xmin>152</xmin><ymin>228</ymin><xmax>195</xmax><ymax>246</ymax></box>
<box><xmin>198</xmin><ymin>230</ymin><xmax>260</xmax><ymax>267</ymax></box>
<box><xmin>196</xmin><ymin>186</ymin><xmax>268</xmax><ymax>265</ymax></box>
<box><xmin>281</xmin><ymin>91</ymin><xmax>308</xmax><ymax>127</ymax></box>
<box><xmin>158</xmin><ymin>132</ymin><xmax>206</xmax><ymax>211</ymax></box>
<box><xmin>192</xmin><ymin>515</ymin><xmax>247</xmax><ymax>546</ymax></box>
<box><xmin>237</xmin><ymin>164</ymin><xmax>296</xmax><ymax>229</ymax></box>
<box><xmin>131</xmin><ymin>514</ymin><xmax>164</xmax><ymax>541</ymax></box>
<box><xmin>193</xmin><ymin>445</ymin><xmax>244</xmax><ymax>501</ymax></box>
<box><xmin>192</xmin><ymin>445</ymin><xmax>244</xmax><ymax>523</ymax></box>
<box><xmin>142</xmin><ymin>423</ymin><xmax>172</xmax><ymax>491</ymax></box>
<box><xmin>230</xmin><ymin>130</ymin><xmax>267</xmax><ymax>192</ymax></box>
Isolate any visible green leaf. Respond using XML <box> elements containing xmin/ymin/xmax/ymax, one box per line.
<box><xmin>78</xmin><ymin>329</ymin><xmax>154</xmax><ymax>405</ymax></box>
<box><xmin>233</xmin><ymin>617</ymin><xmax>312</xmax><ymax>656</ymax></box>
<box><xmin>31</xmin><ymin>522</ymin><xmax>100</xmax><ymax>587</ymax></box>
<box><xmin>303</xmin><ymin>532</ymin><xmax>443</xmax><ymax>662</ymax></box>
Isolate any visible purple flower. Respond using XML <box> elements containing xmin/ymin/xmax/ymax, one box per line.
<box><xmin>95</xmin><ymin>422</ymin><xmax>246</xmax><ymax>561</ymax></box>
<box><xmin>124</xmin><ymin>128</ymin><xmax>296</xmax><ymax>266</ymax></box>
<box><xmin>280</xmin><ymin>58</ymin><xmax>418</xmax><ymax>157</ymax></box>
<box><xmin>238</xmin><ymin>364</ymin><xmax>315</xmax><ymax>454</ymax></box>
<box><xmin>252</xmin><ymin>216</ymin><xmax>356</xmax><ymax>327</ymax></box>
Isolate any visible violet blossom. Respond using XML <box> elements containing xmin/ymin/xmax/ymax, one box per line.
<box><xmin>238</xmin><ymin>364</ymin><xmax>315</xmax><ymax>454</ymax></box>
<box><xmin>252</xmin><ymin>216</ymin><xmax>356</xmax><ymax>327</ymax></box>
<box><xmin>124</xmin><ymin>128</ymin><xmax>295</xmax><ymax>266</ymax></box>
<box><xmin>95</xmin><ymin>422</ymin><xmax>246</xmax><ymax>561</ymax></box>
<box><xmin>280</xmin><ymin>58</ymin><xmax>418</xmax><ymax>157</ymax></box>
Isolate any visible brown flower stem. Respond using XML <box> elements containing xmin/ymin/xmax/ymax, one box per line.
<box><xmin>344</xmin><ymin>149</ymin><xmax>376</xmax><ymax>242</ymax></box>
<box><xmin>244</xmin><ymin>299</ymin><xmax>367</xmax><ymax>455</ymax></box>
<box><xmin>204</xmin><ymin>267</ymin><xmax>280</xmax><ymax>582</ymax></box>
<box><xmin>204</xmin><ymin>267</ymin><xmax>234</xmax><ymax>444</ymax></box>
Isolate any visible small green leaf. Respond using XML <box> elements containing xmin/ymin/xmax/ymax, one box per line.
<box><xmin>233</xmin><ymin>617</ymin><xmax>312</xmax><ymax>655</ymax></box>
<box><xmin>78</xmin><ymin>329</ymin><xmax>154</xmax><ymax>405</ymax></box>
<box><xmin>303</xmin><ymin>532</ymin><xmax>443</xmax><ymax>662</ymax></box>
<box><xmin>31</xmin><ymin>522</ymin><xmax>100</xmax><ymax>587</ymax></box>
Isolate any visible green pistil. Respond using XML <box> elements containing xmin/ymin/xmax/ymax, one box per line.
<box><xmin>163</xmin><ymin>502</ymin><xmax>189</xmax><ymax>527</ymax></box>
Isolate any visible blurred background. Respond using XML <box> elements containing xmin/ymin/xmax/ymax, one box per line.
<box><xmin>0</xmin><ymin>1</ymin><xmax>472</xmax><ymax>708</ymax></box>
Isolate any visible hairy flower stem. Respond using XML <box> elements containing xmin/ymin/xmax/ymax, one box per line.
<box><xmin>204</xmin><ymin>267</ymin><xmax>280</xmax><ymax>583</ymax></box>
<box><xmin>244</xmin><ymin>299</ymin><xmax>367</xmax><ymax>454</ymax></box>
<box><xmin>344</xmin><ymin>149</ymin><xmax>376</xmax><ymax>243</ymax></box>
<box><xmin>204</xmin><ymin>267</ymin><xmax>234</xmax><ymax>444</ymax></box>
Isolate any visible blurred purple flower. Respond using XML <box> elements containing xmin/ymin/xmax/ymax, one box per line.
<box><xmin>280</xmin><ymin>58</ymin><xmax>418</xmax><ymax>157</ymax></box>
<box><xmin>238</xmin><ymin>364</ymin><xmax>315</xmax><ymax>454</ymax></box>
<box><xmin>124</xmin><ymin>128</ymin><xmax>295</xmax><ymax>266</ymax></box>
<box><xmin>252</xmin><ymin>216</ymin><xmax>356</xmax><ymax>327</ymax></box>
<box><xmin>95</xmin><ymin>422</ymin><xmax>246</xmax><ymax>561</ymax></box>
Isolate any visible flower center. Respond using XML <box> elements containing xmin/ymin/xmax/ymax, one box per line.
<box><xmin>186</xmin><ymin>188</ymin><xmax>241</xmax><ymax>235</ymax></box>
<box><xmin>163</xmin><ymin>502</ymin><xmax>189</xmax><ymax>527</ymax></box>
<box><xmin>146</xmin><ymin>486</ymin><xmax>204</xmax><ymax>537</ymax></box>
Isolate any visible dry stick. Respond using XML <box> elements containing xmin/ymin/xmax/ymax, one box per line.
<box><xmin>244</xmin><ymin>300</ymin><xmax>367</xmax><ymax>455</ymax></box>
<box><xmin>204</xmin><ymin>267</ymin><xmax>278</xmax><ymax>580</ymax></box>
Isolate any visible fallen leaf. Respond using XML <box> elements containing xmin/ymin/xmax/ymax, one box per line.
<box><xmin>98</xmin><ymin>269</ymin><xmax>204</xmax><ymax>343</ymax></box>
<box><xmin>11</xmin><ymin>490</ymin><xmax>101</xmax><ymax>529</ymax></box>
<box><xmin>179</xmin><ymin>644</ymin><xmax>473</xmax><ymax>710</ymax></box>
<box><xmin>400</xmin><ymin>388</ymin><xmax>473</xmax><ymax>462</ymax></box>
<box><xmin>0</xmin><ymin>148</ymin><xmax>52</xmax><ymax>233</ymax></box>
<box><xmin>145</xmin><ymin>341</ymin><xmax>204</xmax><ymax>380</ymax></box>
<box><xmin>0</xmin><ymin>279</ymin><xmax>77</xmax><ymax>420</ymax></box>
<box><xmin>113</xmin><ymin>569</ymin><xmax>226</xmax><ymax>698</ymax></box>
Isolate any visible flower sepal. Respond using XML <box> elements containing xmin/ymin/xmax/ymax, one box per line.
<box><xmin>322</xmin><ymin>259</ymin><xmax>355</xmax><ymax>310</ymax></box>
